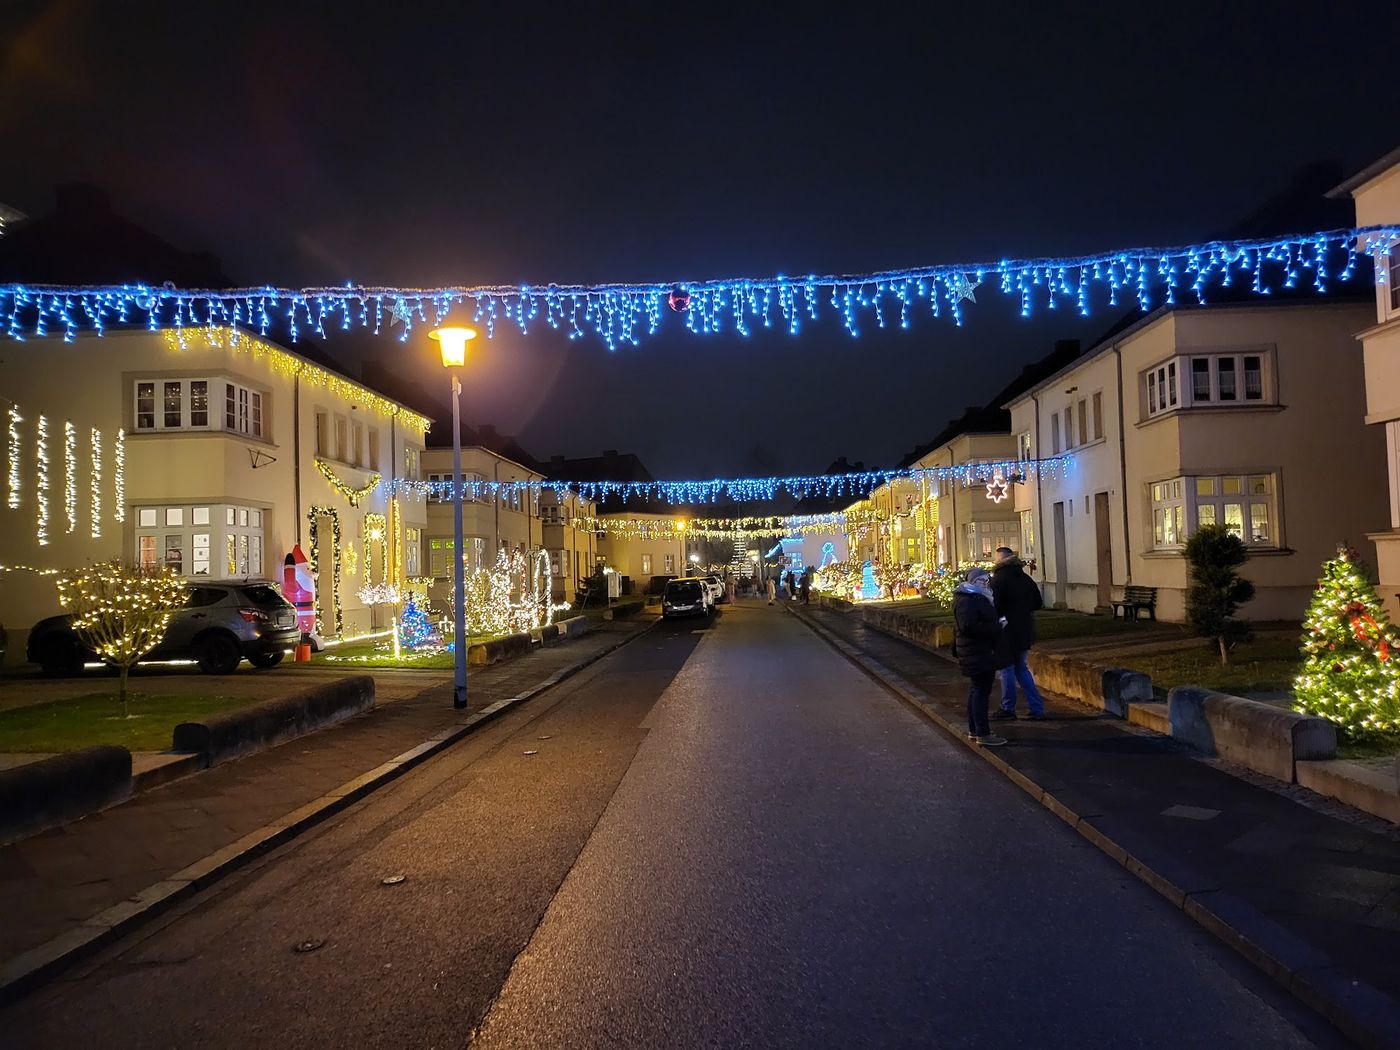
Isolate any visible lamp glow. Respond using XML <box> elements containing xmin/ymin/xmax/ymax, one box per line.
<box><xmin>430</xmin><ymin>325</ymin><xmax>478</xmax><ymax>368</ymax></box>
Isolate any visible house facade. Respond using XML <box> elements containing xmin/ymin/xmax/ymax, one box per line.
<box><xmin>0</xmin><ymin>326</ymin><xmax>430</xmax><ymax>660</ymax></box>
<box><xmin>540</xmin><ymin>488</ymin><xmax>598</xmax><ymax>603</ymax></box>
<box><xmin>1330</xmin><ymin>148</ymin><xmax>1400</xmax><ymax>616</ymax></box>
<box><xmin>1008</xmin><ymin>301</ymin><xmax>1384</xmax><ymax>621</ymax></box>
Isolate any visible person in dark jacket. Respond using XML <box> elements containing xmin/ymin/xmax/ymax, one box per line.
<box><xmin>952</xmin><ymin>566</ymin><xmax>1010</xmax><ymax>746</ymax></box>
<box><xmin>990</xmin><ymin>546</ymin><xmax>1046</xmax><ymax>720</ymax></box>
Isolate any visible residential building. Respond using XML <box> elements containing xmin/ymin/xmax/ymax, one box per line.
<box><xmin>1328</xmin><ymin>147</ymin><xmax>1400</xmax><ymax>616</ymax></box>
<box><xmin>0</xmin><ymin>326</ymin><xmax>431</xmax><ymax>659</ymax></box>
<box><xmin>594</xmin><ymin>514</ymin><xmax>688</xmax><ymax>583</ymax></box>
<box><xmin>1007</xmin><ymin>300</ymin><xmax>1384</xmax><ymax>620</ymax></box>
<box><xmin>540</xmin><ymin>488</ymin><xmax>598</xmax><ymax>603</ymax></box>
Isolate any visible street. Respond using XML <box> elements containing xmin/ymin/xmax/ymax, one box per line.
<box><xmin>6</xmin><ymin>601</ymin><xmax>1341</xmax><ymax>1048</ymax></box>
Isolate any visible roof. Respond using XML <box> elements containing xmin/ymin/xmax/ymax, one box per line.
<box><xmin>1327</xmin><ymin>146</ymin><xmax>1400</xmax><ymax>199</ymax></box>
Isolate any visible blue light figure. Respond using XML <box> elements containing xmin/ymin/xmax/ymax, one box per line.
<box><xmin>820</xmin><ymin>542</ymin><xmax>838</xmax><ymax>569</ymax></box>
<box><xmin>860</xmin><ymin>561</ymin><xmax>879</xmax><ymax>601</ymax></box>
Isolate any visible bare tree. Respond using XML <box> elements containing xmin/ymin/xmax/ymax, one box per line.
<box><xmin>56</xmin><ymin>562</ymin><xmax>188</xmax><ymax>716</ymax></box>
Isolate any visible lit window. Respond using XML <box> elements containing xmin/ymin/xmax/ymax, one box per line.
<box><xmin>191</xmin><ymin>381</ymin><xmax>209</xmax><ymax>427</ymax></box>
<box><xmin>193</xmin><ymin>533</ymin><xmax>211</xmax><ymax>576</ymax></box>
<box><xmin>165</xmin><ymin>535</ymin><xmax>183</xmax><ymax>573</ymax></box>
<box><xmin>165</xmin><ymin>507</ymin><xmax>184</xmax><ymax>526</ymax></box>
<box><xmin>193</xmin><ymin>506</ymin><xmax>210</xmax><ymax>525</ymax></box>
<box><xmin>1153</xmin><ymin>474</ymin><xmax>1279</xmax><ymax>550</ymax></box>
<box><xmin>138</xmin><ymin>535</ymin><xmax>157</xmax><ymax>569</ymax></box>
<box><xmin>405</xmin><ymin>528</ymin><xmax>421</xmax><ymax>576</ymax></box>
<box><xmin>136</xmin><ymin>382</ymin><xmax>156</xmax><ymax>430</ymax></box>
<box><xmin>138</xmin><ymin>507</ymin><xmax>158</xmax><ymax>528</ymax></box>
<box><xmin>641</xmin><ymin>553</ymin><xmax>653</xmax><ymax>575</ymax></box>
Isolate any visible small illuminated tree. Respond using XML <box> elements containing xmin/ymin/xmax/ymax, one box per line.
<box><xmin>56</xmin><ymin>561</ymin><xmax>188</xmax><ymax>716</ymax></box>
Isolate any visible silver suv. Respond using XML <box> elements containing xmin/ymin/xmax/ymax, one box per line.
<box><xmin>26</xmin><ymin>580</ymin><xmax>300</xmax><ymax>676</ymax></box>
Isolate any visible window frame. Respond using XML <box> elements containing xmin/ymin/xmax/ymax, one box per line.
<box><xmin>1149</xmin><ymin>473</ymin><xmax>1279</xmax><ymax>551</ymax></box>
<box><xmin>1145</xmin><ymin>351</ymin><xmax>1271</xmax><ymax>419</ymax></box>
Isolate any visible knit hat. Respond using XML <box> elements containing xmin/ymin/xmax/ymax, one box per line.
<box><xmin>964</xmin><ymin>566</ymin><xmax>989</xmax><ymax>584</ymax></box>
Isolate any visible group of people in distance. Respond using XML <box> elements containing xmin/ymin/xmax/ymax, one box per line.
<box><xmin>952</xmin><ymin>546</ymin><xmax>1046</xmax><ymax>747</ymax></box>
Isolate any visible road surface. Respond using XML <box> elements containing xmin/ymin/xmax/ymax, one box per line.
<box><xmin>5</xmin><ymin>602</ymin><xmax>1341</xmax><ymax>1048</ymax></box>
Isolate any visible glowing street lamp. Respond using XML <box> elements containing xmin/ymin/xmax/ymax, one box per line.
<box><xmin>431</xmin><ymin>324</ymin><xmax>478</xmax><ymax>710</ymax></box>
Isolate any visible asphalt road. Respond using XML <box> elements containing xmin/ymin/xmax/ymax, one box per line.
<box><xmin>6</xmin><ymin>601</ymin><xmax>1343</xmax><ymax>1048</ymax></box>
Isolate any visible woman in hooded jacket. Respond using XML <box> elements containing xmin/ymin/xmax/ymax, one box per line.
<box><xmin>952</xmin><ymin>566</ymin><xmax>1010</xmax><ymax>747</ymax></box>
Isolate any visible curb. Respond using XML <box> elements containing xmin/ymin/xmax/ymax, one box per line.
<box><xmin>785</xmin><ymin>604</ymin><xmax>1400</xmax><ymax>1050</ymax></box>
<box><xmin>0</xmin><ymin>619</ymin><xmax>656</xmax><ymax>1007</ymax></box>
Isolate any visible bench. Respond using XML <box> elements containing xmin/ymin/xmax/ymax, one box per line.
<box><xmin>1111</xmin><ymin>584</ymin><xmax>1158</xmax><ymax>621</ymax></box>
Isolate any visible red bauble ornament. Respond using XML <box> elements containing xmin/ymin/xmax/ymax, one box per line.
<box><xmin>667</xmin><ymin>287</ymin><xmax>691</xmax><ymax>313</ymax></box>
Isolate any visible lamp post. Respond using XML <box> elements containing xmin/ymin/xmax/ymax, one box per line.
<box><xmin>430</xmin><ymin>324</ymin><xmax>478</xmax><ymax>710</ymax></box>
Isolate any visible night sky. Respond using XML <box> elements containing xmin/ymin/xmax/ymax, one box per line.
<box><xmin>3</xmin><ymin>0</ymin><xmax>1397</xmax><ymax>478</ymax></box>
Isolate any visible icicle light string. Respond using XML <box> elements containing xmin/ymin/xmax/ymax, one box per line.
<box><xmin>1</xmin><ymin>227</ymin><xmax>1395</xmax><ymax>349</ymax></box>
<box><xmin>390</xmin><ymin>457</ymin><xmax>1061</xmax><ymax>505</ymax></box>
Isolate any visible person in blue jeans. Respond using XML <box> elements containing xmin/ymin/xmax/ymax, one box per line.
<box><xmin>989</xmin><ymin>546</ymin><xmax>1047</xmax><ymax>720</ymax></box>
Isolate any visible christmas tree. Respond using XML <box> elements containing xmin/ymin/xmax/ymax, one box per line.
<box><xmin>1294</xmin><ymin>546</ymin><xmax>1400</xmax><ymax>736</ymax></box>
<box><xmin>399</xmin><ymin>597</ymin><xmax>434</xmax><ymax>650</ymax></box>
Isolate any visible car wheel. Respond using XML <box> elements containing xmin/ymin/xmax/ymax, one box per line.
<box><xmin>197</xmin><ymin>634</ymin><xmax>242</xmax><ymax>675</ymax></box>
<box><xmin>248</xmin><ymin>650</ymin><xmax>285</xmax><ymax>669</ymax></box>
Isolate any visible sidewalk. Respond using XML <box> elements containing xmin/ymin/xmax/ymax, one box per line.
<box><xmin>791</xmin><ymin>603</ymin><xmax>1400</xmax><ymax>1048</ymax></box>
<box><xmin>0</xmin><ymin>618</ymin><xmax>652</xmax><ymax>990</ymax></box>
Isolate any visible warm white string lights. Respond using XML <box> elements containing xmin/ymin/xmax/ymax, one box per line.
<box><xmin>63</xmin><ymin>420</ymin><xmax>77</xmax><ymax>534</ymax></box>
<box><xmin>114</xmin><ymin>427</ymin><xmax>125</xmax><ymax>523</ymax></box>
<box><xmin>90</xmin><ymin>427</ymin><xmax>102</xmax><ymax>538</ymax></box>
<box><xmin>35</xmin><ymin>414</ymin><xmax>49</xmax><ymax>545</ymax></box>
<box><xmin>6</xmin><ymin>403</ymin><xmax>19</xmax><ymax>509</ymax></box>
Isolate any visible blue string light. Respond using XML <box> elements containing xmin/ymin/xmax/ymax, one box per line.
<box><xmin>2</xmin><ymin>228</ymin><xmax>1394</xmax><ymax>348</ymax></box>
<box><xmin>389</xmin><ymin>456</ymin><xmax>1067</xmax><ymax>505</ymax></box>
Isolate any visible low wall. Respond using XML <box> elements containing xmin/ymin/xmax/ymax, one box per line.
<box><xmin>529</xmin><ymin>624</ymin><xmax>560</xmax><ymax>646</ymax></box>
<box><xmin>1168</xmin><ymin>686</ymin><xmax>1336</xmax><ymax>783</ymax></box>
<box><xmin>0</xmin><ymin>746</ymin><xmax>132</xmax><ymax>843</ymax></box>
<box><xmin>1028</xmin><ymin>651</ymin><xmax>1152</xmax><ymax>718</ymax></box>
<box><xmin>858</xmin><ymin>607</ymin><xmax>953</xmax><ymax>652</ymax></box>
<box><xmin>555</xmin><ymin>616</ymin><xmax>593</xmax><ymax>639</ymax></box>
<box><xmin>173</xmin><ymin>676</ymin><xmax>375</xmax><ymax>766</ymax></box>
<box><xmin>468</xmin><ymin>632</ymin><xmax>532</xmax><ymax>666</ymax></box>
<box><xmin>818</xmin><ymin>595</ymin><xmax>854</xmax><ymax>613</ymax></box>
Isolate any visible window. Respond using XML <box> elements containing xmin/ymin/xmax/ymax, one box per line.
<box><xmin>315</xmin><ymin>411</ymin><xmax>329</xmax><ymax>456</ymax></box>
<box><xmin>429</xmin><ymin>537</ymin><xmax>454</xmax><ymax>577</ymax></box>
<box><xmin>405</xmin><ymin>528</ymin><xmax>421</xmax><ymax>577</ymax></box>
<box><xmin>1091</xmin><ymin>392</ymin><xmax>1104</xmax><ymax>440</ymax></box>
<box><xmin>334</xmin><ymin>416</ymin><xmax>348</xmax><ymax>461</ymax></box>
<box><xmin>138</xmin><ymin>535</ymin><xmax>157</xmax><ymax>569</ymax></box>
<box><xmin>368</xmin><ymin>429</ymin><xmax>380</xmax><ymax>471</ymax></box>
<box><xmin>905</xmin><ymin>537</ymin><xmax>920</xmax><ymax>561</ymax></box>
<box><xmin>1389</xmin><ymin>248</ymin><xmax>1400</xmax><ymax>312</ymax></box>
<box><xmin>165</xmin><ymin>507</ymin><xmax>183</xmax><ymax>526</ymax></box>
<box><xmin>222</xmin><ymin>382</ymin><xmax>263</xmax><ymax>437</ymax></box>
<box><xmin>165</xmin><ymin>535</ymin><xmax>183</xmax><ymax>573</ymax></box>
<box><xmin>190</xmin><ymin>381</ymin><xmax>209</xmax><ymax>427</ymax></box>
<box><xmin>1077</xmin><ymin>399</ymin><xmax>1088</xmax><ymax>447</ymax></box>
<box><xmin>641</xmin><ymin>553</ymin><xmax>653</xmax><ymax>575</ymax></box>
<box><xmin>664</xmin><ymin>554</ymin><xmax>676</xmax><ymax>574</ymax></box>
<box><xmin>136</xmin><ymin>503</ymin><xmax>264</xmax><ymax>579</ymax></box>
<box><xmin>1017</xmin><ymin>431</ymin><xmax>1032</xmax><ymax>461</ymax></box>
<box><xmin>1050</xmin><ymin>412</ymin><xmax>1062</xmax><ymax>454</ymax></box>
<box><xmin>352</xmin><ymin>420</ymin><xmax>364</xmax><ymax>466</ymax></box>
<box><xmin>404</xmin><ymin>446</ymin><xmax>420</xmax><ymax>481</ymax></box>
<box><xmin>1151</xmin><ymin>474</ymin><xmax>1278</xmax><ymax>550</ymax></box>
<box><xmin>136</xmin><ymin>382</ymin><xmax>156</xmax><ymax>430</ymax></box>
<box><xmin>193</xmin><ymin>506</ymin><xmax>210</xmax><ymax>526</ymax></box>
<box><xmin>1019</xmin><ymin>510</ymin><xmax>1036</xmax><ymax>561</ymax></box>
<box><xmin>193</xmin><ymin>532</ymin><xmax>211</xmax><ymax>576</ymax></box>
<box><xmin>134</xmin><ymin>378</ymin><xmax>219</xmax><ymax>432</ymax></box>
<box><xmin>1147</xmin><ymin>353</ymin><xmax>1269</xmax><ymax>417</ymax></box>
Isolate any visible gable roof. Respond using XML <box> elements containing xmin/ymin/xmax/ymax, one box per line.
<box><xmin>1327</xmin><ymin>146</ymin><xmax>1400</xmax><ymax>199</ymax></box>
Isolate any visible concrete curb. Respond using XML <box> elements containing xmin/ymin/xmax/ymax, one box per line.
<box><xmin>0</xmin><ymin>619</ymin><xmax>657</xmax><ymax>1007</ymax></box>
<box><xmin>785</xmin><ymin>604</ymin><xmax>1400</xmax><ymax>1050</ymax></box>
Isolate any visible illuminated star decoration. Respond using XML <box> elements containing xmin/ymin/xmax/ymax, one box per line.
<box><xmin>985</xmin><ymin>472</ymin><xmax>1010</xmax><ymax>504</ymax></box>
<box><xmin>950</xmin><ymin>274</ymin><xmax>980</xmax><ymax>304</ymax></box>
<box><xmin>388</xmin><ymin>298</ymin><xmax>413</xmax><ymax>327</ymax></box>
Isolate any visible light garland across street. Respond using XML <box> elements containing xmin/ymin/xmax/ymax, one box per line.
<box><xmin>1</xmin><ymin>228</ymin><xmax>1394</xmax><ymax>349</ymax></box>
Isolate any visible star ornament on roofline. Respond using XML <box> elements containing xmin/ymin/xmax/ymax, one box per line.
<box><xmin>985</xmin><ymin>472</ymin><xmax>1010</xmax><ymax>504</ymax></box>
<box><xmin>950</xmin><ymin>273</ymin><xmax>980</xmax><ymax>304</ymax></box>
<box><xmin>388</xmin><ymin>298</ymin><xmax>414</xmax><ymax>327</ymax></box>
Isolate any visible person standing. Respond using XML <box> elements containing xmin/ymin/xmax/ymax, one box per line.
<box><xmin>766</xmin><ymin>573</ymin><xmax>776</xmax><ymax>605</ymax></box>
<box><xmin>952</xmin><ymin>566</ymin><xmax>1009</xmax><ymax>747</ymax></box>
<box><xmin>990</xmin><ymin>545</ymin><xmax>1047</xmax><ymax>720</ymax></box>
<box><xmin>786</xmin><ymin>570</ymin><xmax>797</xmax><ymax>601</ymax></box>
<box><xmin>799</xmin><ymin>568</ymin><xmax>812</xmax><ymax>605</ymax></box>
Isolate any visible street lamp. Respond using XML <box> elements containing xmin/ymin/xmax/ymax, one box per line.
<box><xmin>430</xmin><ymin>324</ymin><xmax>478</xmax><ymax>710</ymax></box>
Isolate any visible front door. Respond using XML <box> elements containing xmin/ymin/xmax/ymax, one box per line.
<box><xmin>1094</xmin><ymin>491</ymin><xmax>1113</xmax><ymax>612</ymax></box>
<box><xmin>1051</xmin><ymin>501</ymin><xmax>1067</xmax><ymax>608</ymax></box>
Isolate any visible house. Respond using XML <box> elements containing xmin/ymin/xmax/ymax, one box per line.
<box><xmin>0</xmin><ymin>326</ymin><xmax>431</xmax><ymax>659</ymax></box>
<box><xmin>1006</xmin><ymin>299</ymin><xmax>1385</xmax><ymax>620</ymax></box>
<box><xmin>1328</xmin><ymin>146</ymin><xmax>1400</xmax><ymax>616</ymax></box>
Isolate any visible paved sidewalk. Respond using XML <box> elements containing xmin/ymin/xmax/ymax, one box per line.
<box><xmin>0</xmin><ymin>619</ymin><xmax>651</xmax><ymax>971</ymax></box>
<box><xmin>793</xmin><ymin>604</ymin><xmax>1400</xmax><ymax>1047</ymax></box>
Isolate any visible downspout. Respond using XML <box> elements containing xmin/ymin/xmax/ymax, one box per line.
<box><xmin>1112</xmin><ymin>344</ymin><xmax>1132</xmax><ymax>585</ymax></box>
<box><xmin>947</xmin><ymin>448</ymin><xmax>959</xmax><ymax>563</ymax></box>
<box><xmin>1031</xmin><ymin>392</ymin><xmax>1046</xmax><ymax>585</ymax></box>
<box><xmin>494</xmin><ymin>459</ymin><xmax>501</xmax><ymax>555</ymax></box>
<box><xmin>293</xmin><ymin>375</ymin><xmax>302</xmax><ymax>546</ymax></box>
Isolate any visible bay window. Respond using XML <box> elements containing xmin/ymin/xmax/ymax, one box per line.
<box><xmin>134</xmin><ymin>378</ymin><xmax>262</xmax><ymax>436</ymax></box>
<box><xmin>134</xmin><ymin>502</ymin><xmax>265</xmax><ymax>578</ymax></box>
<box><xmin>1145</xmin><ymin>352</ymin><xmax>1270</xmax><ymax>417</ymax></box>
<box><xmin>1150</xmin><ymin>474</ymin><xmax>1278</xmax><ymax>550</ymax></box>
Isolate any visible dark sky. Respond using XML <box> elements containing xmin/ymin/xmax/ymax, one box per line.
<box><xmin>2</xmin><ymin>0</ymin><xmax>1397</xmax><ymax>477</ymax></box>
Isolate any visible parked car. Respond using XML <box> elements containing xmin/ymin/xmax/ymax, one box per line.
<box><xmin>702</xmin><ymin>574</ymin><xmax>726</xmax><ymax>604</ymax></box>
<box><xmin>662</xmin><ymin>577</ymin><xmax>712</xmax><ymax>620</ymax></box>
<box><xmin>26</xmin><ymin>581</ymin><xmax>300</xmax><ymax>676</ymax></box>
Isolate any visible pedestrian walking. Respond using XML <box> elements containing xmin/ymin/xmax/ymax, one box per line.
<box><xmin>952</xmin><ymin>566</ymin><xmax>1010</xmax><ymax>747</ymax></box>
<box><xmin>786</xmin><ymin>571</ymin><xmax>797</xmax><ymax>601</ymax></box>
<box><xmin>766</xmin><ymin>574</ymin><xmax>776</xmax><ymax>605</ymax></box>
<box><xmin>989</xmin><ymin>546</ymin><xmax>1047</xmax><ymax>721</ymax></box>
<box><xmin>799</xmin><ymin>568</ymin><xmax>811</xmax><ymax>604</ymax></box>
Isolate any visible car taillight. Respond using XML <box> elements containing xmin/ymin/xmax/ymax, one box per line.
<box><xmin>239</xmin><ymin>608</ymin><xmax>272</xmax><ymax>624</ymax></box>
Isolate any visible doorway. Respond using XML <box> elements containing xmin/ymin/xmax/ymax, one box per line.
<box><xmin>1094</xmin><ymin>491</ymin><xmax>1113</xmax><ymax>612</ymax></box>
<box><xmin>1051</xmin><ymin>502</ymin><xmax>1067</xmax><ymax>608</ymax></box>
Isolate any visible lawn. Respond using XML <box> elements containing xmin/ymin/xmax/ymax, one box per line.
<box><xmin>1114</xmin><ymin>634</ymin><xmax>1302</xmax><ymax>697</ymax></box>
<box><xmin>859</xmin><ymin>599</ymin><xmax>1165</xmax><ymax>642</ymax></box>
<box><xmin>317</xmin><ymin>634</ymin><xmax>497</xmax><ymax>669</ymax></box>
<box><xmin>0</xmin><ymin>691</ymin><xmax>252</xmax><ymax>753</ymax></box>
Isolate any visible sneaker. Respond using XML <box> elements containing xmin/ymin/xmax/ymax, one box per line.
<box><xmin>991</xmin><ymin>709</ymin><xmax>1017</xmax><ymax>721</ymax></box>
<box><xmin>976</xmin><ymin>734</ymin><xmax>1009</xmax><ymax>747</ymax></box>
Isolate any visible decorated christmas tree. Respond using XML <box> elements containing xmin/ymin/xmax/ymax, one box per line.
<box><xmin>398</xmin><ymin>597</ymin><xmax>435</xmax><ymax>650</ymax></box>
<box><xmin>1294</xmin><ymin>546</ymin><xmax>1400</xmax><ymax>736</ymax></box>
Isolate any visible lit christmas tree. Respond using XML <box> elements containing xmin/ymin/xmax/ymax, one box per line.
<box><xmin>398</xmin><ymin>597</ymin><xmax>434</xmax><ymax>650</ymax></box>
<box><xmin>1294</xmin><ymin>546</ymin><xmax>1400</xmax><ymax>736</ymax></box>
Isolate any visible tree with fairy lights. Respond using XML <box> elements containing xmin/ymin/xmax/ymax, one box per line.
<box><xmin>398</xmin><ymin>597</ymin><xmax>434</xmax><ymax>650</ymax></box>
<box><xmin>1294</xmin><ymin>545</ymin><xmax>1400</xmax><ymax>736</ymax></box>
<box><xmin>56</xmin><ymin>561</ymin><xmax>188</xmax><ymax>717</ymax></box>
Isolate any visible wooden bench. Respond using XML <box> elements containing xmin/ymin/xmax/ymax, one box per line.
<box><xmin>1111</xmin><ymin>585</ymin><xmax>1158</xmax><ymax>621</ymax></box>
